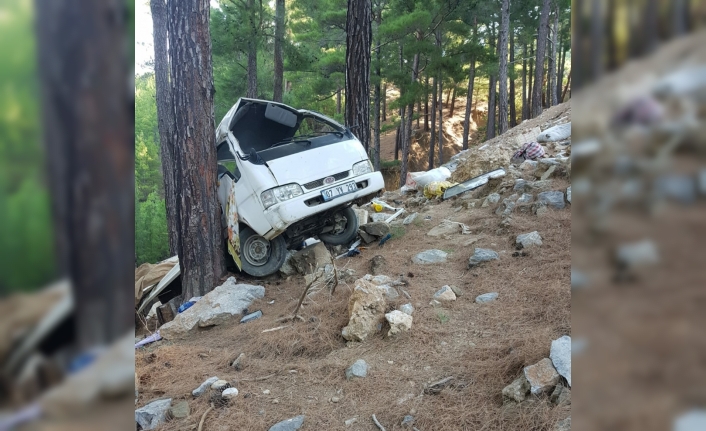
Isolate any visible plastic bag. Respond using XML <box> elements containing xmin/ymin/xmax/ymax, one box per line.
<box><xmin>423</xmin><ymin>181</ymin><xmax>457</xmax><ymax>199</ymax></box>
<box><xmin>404</xmin><ymin>167</ymin><xmax>452</xmax><ymax>190</ymax></box>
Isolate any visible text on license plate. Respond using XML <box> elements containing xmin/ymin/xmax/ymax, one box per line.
<box><xmin>321</xmin><ymin>181</ymin><xmax>357</xmax><ymax>201</ymax></box>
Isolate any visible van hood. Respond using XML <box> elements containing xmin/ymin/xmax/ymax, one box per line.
<box><xmin>266</xmin><ymin>139</ymin><xmax>367</xmax><ymax>187</ymax></box>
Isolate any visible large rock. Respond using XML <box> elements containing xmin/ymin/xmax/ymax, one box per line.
<box><xmin>468</xmin><ymin>248</ymin><xmax>499</xmax><ymax>268</ymax></box>
<box><xmin>427</xmin><ymin>220</ymin><xmax>462</xmax><ymax>238</ymax></box>
<box><xmin>345</xmin><ymin>359</ymin><xmax>369</xmax><ymax>379</ymax></box>
<box><xmin>135</xmin><ymin>398</ymin><xmax>171</xmax><ymax>430</ymax></box>
<box><xmin>168</xmin><ymin>401</ymin><xmax>190</xmax><ymax>419</ymax></box>
<box><xmin>290</xmin><ymin>242</ymin><xmax>333</xmax><ymax>275</ymax></box>
<box><xmin>516</xmin><ymin>231</ymin><xmax>543</xmax><ymax>248</ymax></box>
<box><xmin>360</xmin><ymin>222</ymin><xmax>391</xmax><ymax>238</ymax></box>
<box><xmin>523</xmin><ymin>358</ymin><xmax>560</xmax><ymax>395</ymax></box>
<box><xmin>193</xmin><ymin>377</ymin><xmax>218</xmax><ymax>397</ymax></box>
<box><xmin>385</xmin><ymin>310</ymin><xmax>413</xmax><ymax>336</ymax></box>
<box><xmin>341</xmin><ymin>279</ymin><xmax>387</xmax><ymax>342</ymax></box>
<box><xmin>412</xmin><ymin>249</ymin><xmax>448</xmax><ymax>264</ymax></box>
<box><xmin>537</xmin><ymin>122</ymin><xmax>571</xmax><ymax>142</ymax></box>
<box><xmin>160</xmin><ymin>278</ymin><xmax>264</xmax><ymax>340</ymax></box>
<box><xmin>278</xmin><ymin>252</ymin><xmax>297</xmax><ymax>277</ymax></box>
<box><xmin>475</xmin><ymin>292</ymin><xmax>498</xmax><ymax>303</ymax></box>
<box><xmin>537</xmin><ymin>191</ymin><xmax>566</xmax><ymax>209</ymax></box>
<box><xmin>269</xmin><ymin>415</ymin><xmax>305</xmax><ymax>431</ymax></box>
<box><xmin>550</xmin><ymin>335</ymin><xmax>572</xmax><ymax>387</ymax></box>
<box><xmin>502</xmin><ymin>375</ymin><xmax>530</xmax><ymax>402</ymax></box>
<box><xmin>369</xmin><ymin>255</ymin><xmax>387</xmax><ymax>275</ymax></box>
<box><xmin>433</xmin><ymin>285</ymin><xmax>457</xmax><ymax>302</ymax></box>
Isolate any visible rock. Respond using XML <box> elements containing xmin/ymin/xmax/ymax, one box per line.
<box><xmin>279</xmin><ymin>252</ymin><xmax>296</xmax><ymax>277</ymax></box>
<box><xmin>566</xmin><ymin>186</ymin><xmax>571</xmax><ymax>204</ymax></box>
<box><xmin>550</xmin><ymin>385</ymin><xmax>571</xmax><ymax>405</ymax></box>
<box><xmin>550</xmin><ymin>335</ymin><xmax>572</xmax><ymax>387</ymax></box>
<box><xmin>344</xmin><ymin>418</ymin><xmax>358</xmax><ymax>426</ymax></box>
<box><xmin>571</xmin><ymin>270</ymin><xmax>589</xmax><ymax>290</ymax></box>
<box><xmin>370</xmin><ymin>255</ymin><xmax>387</xmax><ymax>275</ymax></box>
<box><xmin>263</xmin><ymin>389</ymin><xmax>271</xmax><ymax>395</ymax></box>
<box><xmin>401</xmin><ymin>415</ymin><xmax>415</xmax><ymax>428</ymax></box>
<box><xmin>403</xmin><ymin>212</ymin><xmax>418</xmax><ymax>225</ymax></box>
<box><xmin>519</xmin><ymin>160</ymin><xmax>538</xmax><ymax>171</ymax></box>
<box><xmin>269</xmin><ymin>415</ymin><xmax>305</xmax><ymax>431</ymax></box>
<box><xmin>513</xmin><ymin>179</ymin><xmax>552</xmax><ymax>193</ymax></box>
<box><xmin>449</xmin><ymin>285</ymin><xmax>463</xmax><ymax>297</ymax></box>
<box><xmin>554</xmin><ymin>417</ymin><xmax>571</xmax><ymax>431</ymax></box>
<box><xmin>345</xmin><ymin>359</ymin><xmax>369</xmax><ymax>379</ymax></box>
<box><xmin>135</xmin><ymin>398</ymin><xmax>171</xmax><ymax>430</ymax></box>
<box><xmin>360</xmin><ymin>222</ymin><xmax>391</xmax><ymax>237</ymax></box>
<box><xmin>540</xmin><ymin>165</ymin><xmax>557</xmax><ymax>180</ymax></box>
<box><xmin>167</xmin><ymin>400</ymin><xmax>190</xmax><ymax>419</ymax></box>
<box><xmin>370</xmin><ymin>213</ymin><xmax>390</xmax><ymax>223</ymax></box>
<box><xmin>231</xmin><ymin>352</ymin><xmax>245</xmax><ymax>370</ymax></box>
<box><xmin>400</xmin><ymin>303</ymin><xmax>414</xmax><ymax>315</ymax></box>
<box><xmin>616</xmin><ymin>240</ymin><xmax>659</xmax><ymax>268</ymax></box>
<box><xmin>468</xmin><ymin>248</ymin><xmax>499</xmax><ymax>267</ymax></box>
<box><xmin>376</xmin><ymin>284</ymin><xmax>400</xmax><ymax>301</ymax></box>
<box><xmin>222</xmin><ymin>387</ymin><xmax>239</xmax><ymax>400</ymax></box>
<box><xmin>353</xmin><ymin>208</ymin><xmax>369</xmax><ymax>225</ymax></box>
<box><xmin>341</xmin><ymin>279</ymin><xmax>387</xmax><ymax>342</ymax></box>
<box><xmin>655</xmin><ymin>175</ymin><xmax>697</xmax><ymax>204</ymax></box>
<box><xmin>675</xmin><ymin>410</ymin><xmax>706</xmax><ymax>431</ymax></box>
<box><xmin>240</xmin><ymin>310</ymin><xmax>262</xmax><ymax>323</ymax></box>
<box><xmin>523</xmin><ymin>358</ymin><xmax>560</xmax><ymax>395</ymax></box>
<box><xmin>330</xmin><ymin>396</ymin><xmax>340</xmax><ymax>403</ymax></box>
<box><xmin>433</xmin><ymin>285</ymin><xmax>457</xmax><ymax>301</ymax></box>
<box><xmin>495</xmin><ymin>198</ymin><xmax>516</xmax><ymax>216</ymax></box>
<box><xmin>192</xmin><ymin>377</ymin><xmax>219</xmax><ymax>397</ymax></box>
<box><xmin>339</xmin><ymin>268</ymin><xmax>357</xmax><ymax>282</ymax></box>
<box><xmin>537</xmin><ymin>191</ymin><xmax>566</xmax><ymax>209</ymax></box>
<box><xmin>502</xmin><ymin>375</ymin><xmax>530</xmax><ymax>402</ymax></box>
<box><xmin>699</xmin><ymin>170</ymin><xmax>706</xmax><ymax>196</ymax></box>
<box><xmin>412</xmin><ymin>249</ymin><xmax>448</xmax><ymax>264</ymax></box>
<box><xmin>534</xmin><ymin>203</ymin><xmax>549</xmax><ymax>216</ymax></box>
<box><xmin>358</xmin><ymin>230</ymin><xmax>376</xmax><ymax>244</ymax></box>
<box><xmin>475</xmin><ymin>292</ymin><xmax>498</xmax><ymax>303</ymax></box>
<box><xmin>517</xmin><ymin>193</ymin><xmax>534</xmax><ymax>204</ymax></box>
<box><xmin>160</xmin><ymin>278</ymin><xmax>265</xmax><ymax>340</ymax></box>
<box><xmin>537</xmin><ymin>122</ymin><xmax>571</xmax><ymax>142</ymax></box>
<box><xmin>290</xmin><ymin>242</ymin><xmax>333</xmax><ymax>275</ymax></box>
<box><xmin>482</xmin><ymin>193</ymin><xmax>501</xmax><ymax>207</ymax></box>
<box><xmin>427</xmin><ymin>220</ymin><xmax>462</xmax><ymax>237</ymax></box>
<box><xmin>385</xmin><ymin>310</ymin><xmax>413</xmax><ymax>336</ymax></box>
<box><xmin>516</xmin><ymin>231</ymin><xmax>543</xmax><ymax>248</ymax></box>
<box><xmin>365</xmin><ymin>274</ymin><xmax>393</xmax><ymax>285</ymax></box>
<box><xmin>211</xmin><ymin>379</ymin><xmax>230</xmax><ymax>392</ymax></box>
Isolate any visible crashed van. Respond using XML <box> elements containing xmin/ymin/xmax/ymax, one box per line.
<box><xmin>215</xmin><ymin>98</ymin><xmax>384</xmax><ymax>277</ymax></box>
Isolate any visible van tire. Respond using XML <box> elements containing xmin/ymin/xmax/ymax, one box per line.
<box><xmin>319</xmin><ymin>206</ymin><xmax>359</xmax><ymax>246</ymax></box>
<box><xmin>240</xmin><ymin>227</ymin><xmax>287</xmax><ymax>277</ymax></box>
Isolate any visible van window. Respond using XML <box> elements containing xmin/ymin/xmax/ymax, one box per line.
<box><xmin>295</xmin><ymin>116</ymin><xmax>339</xmax><ymax>137</ymax></box>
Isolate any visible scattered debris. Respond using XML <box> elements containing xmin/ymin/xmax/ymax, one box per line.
<box><xmin>475</xmin><ymin>292</ymin><xmax>498</xmax><ymax>303</ymax></box>
<box><xmin>345</xmin><ymin>417</ymin><xmax>358</xmax><ymax>426</ymax></box>
<box><xmin>240</xmin><ymin>310</ymin><xmax>263</xmax><ymax>323</ymax></box>
<box><xmin>372</xmin><ymin>413</ymin><xmax>388</xmax><ymax>431</ymax></box>
<box><xmin>537</xmin><ymin>122</ymin><xmax>571</xmax><ymax>142</ymax></box>
<box><xmin>442</xmin><ymin>168</ymin><xmax>506</xmax><ymax>200</ymax></box>
<box><xmin>468</xmin><ymin>248</ymin><xmax>499</xmax><ymax>267</ymax></box>
<box><xmin>433</xmin><ymin>285</ymin><xmax>457</xmax><ymax>302</ymax></box>
<box><xmin>424</xmin><ymin>376</ymin><xmax>454</xmax><ymax>394</ymax></box>
<box><xmin>385</xmin><ymin>209</ymin><xmax>406</xmax><ymax>223</ymax></box>
<box><xmin>385</xmin><ymin>310</ymin><xmax>413</xmax><ymax>336</ymax></box>
<box><xmin>550</xmin><ymin>335</ymin><xmax>572</xmax><ymax>387</ymax></box>
<box><xmin>262</xmin><ymin>325</ymin><xmax>290</xmax><ymax>333</ymax></box>
<box><xmin>192</xmin><ymin>377</ymin><xmax>219</xmax><ymax>397</ymax></box>
<box><xmin>523</xmin><ymin>358</ymin><xmax>560</xmax><ymax>395</ymax></box>
<box><xmin>135</xmin><ymin>331</ymin><xmax>162</xmax><ymax>349</ymax></box>
<box><xmin>345</xmin><ymin>359</ymin><xmax>369</xmax><ymax>380</ymax></box>
<box><xmin>378</xmin><ymin>233</ymin><xmax>393</xmax><ymax>246</ymax></box>
<box><xmin>135</xmin><ymin>398</ymin><xmax>172</xmax><ymax>431</ymax></box>
<box><xmin>412</xmin><ymin>249</ymin><xmax>448</xmax><ymax>264</ymax></box>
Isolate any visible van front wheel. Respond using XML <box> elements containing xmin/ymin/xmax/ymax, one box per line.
<box><xmin>319</xmin><ymin>206</ymin><xmax>359</xmax><ymax>246</ymax></box>
<box><xmin>240</xmin><ymin>227</ymin><xmax>287</xmax><ymax>277</ymax></box>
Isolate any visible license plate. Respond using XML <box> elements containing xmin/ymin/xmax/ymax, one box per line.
<box><xmin>321</xmin><ymin>181</ymin><xmax>357</xmax><ymax>202</ymax></box>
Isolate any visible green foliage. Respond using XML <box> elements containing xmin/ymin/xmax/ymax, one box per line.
<box><xmin>135</xmin><ymin>192</ymin><xmax>170</xmax><ymax>265</ymax></box>
<box><xmin>436</xmin><ymin>310</ymin><xmax>450</xmax><ymax>324</ymax></box>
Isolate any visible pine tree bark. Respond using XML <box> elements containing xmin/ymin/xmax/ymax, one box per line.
<box><xmin>336</xmin><ymin>86</ymin><xmax>342</xmax><ymax>114</ymax></box>
<box><xmin>400</xmin><ymin>51</ymin><xmax>420</xmax><ymax>187</ymax></box>
<box><xmin>522</xmin><ymin>42</ymin><xmax>528</xmax><ymax>120</ymax></box>
<box><xmin>486</xmin><ymin>23</ymin><xmax>497</xmax><ymax>140</ymax></box>
<box><xmin>509</xmin><ymin>26</ymin><xmax>516</xmax><ymax>127</ymax></box>
<box><xmin>436</xmin><ymin>28</ymin><xmax>443</xmax><ymax>165</ymax></box>
<box><xmin>345</xmin><ymin>0</ymin><xmax>372</xmax><ymax>152</ymax></box>
<box><xmin>429</xmin><ymin>74</ymin><xmax>437</xmax><ymax>170</ymax></box>
<box><xmin>247</xmin><ymin>0</ymin><xmax>258</xmax><ymax>98</ymax></box>
<box><xmin>531</xmin><ymin>0</ymin><xmax>551</xmax><ymax>118</ymax></box>
<box><xmin>528</xmin><ymin>39</ymin><xmax>534</xmax><ymax>115</ymax></box>
<box><xmin>450</xmin><ymin>86</ymin><xmax>457</xmax><ymax>117</ymax></box>
<box><xmin>151</xmin><ymin>0</ymin><xmax>178</xmax><ymax>257</ymax></box>
<box><xmin>462</xmin><ymin>20</ymin><xmax>477</xmax><ymax>151</ymax></box>
<box><xmin>382</xmin><ymin>83</ymin><xmax>387</xmax><ymax>121</ymax></box>
<box><xmin>497</xmin><ymin>0</ymin><xmax>510</xmax><ymax>134</ymax></box>
<box><xmin>672</xmin><ymin>0</ymin><xmax>688</xmax><ymax>37</ymax></box>
<box><xmin>168</xmin><ymin>0</ymin><xmax>225</xmax><ymax>300</ymax></box>
<box><xmin>549</xmin><ymin>4</ymin><xmax>559</xmax><ymax>106</ymax></box>
<box><xmin>424</xmin><ymin>74</ymin><xmax>430</xmax><ymax>131</ymax></box>
<box><xmin>372</xmin><ymin>4</ymin><xmax>382</xmax><ymax>171</ymax></box>
<box><xmin>36</xmin><ymin>0</ymin><xmax>133</xmax><ymax>347</ymax></box>
<box><xmin>273</xmin><ymin>0</ymin><xmax>285</xmax><ymax>102</ymax></box>
<box><xmin>557</xmin><ymin>35</ymin><xmax>567</xmax><ymax>102</ymax></box>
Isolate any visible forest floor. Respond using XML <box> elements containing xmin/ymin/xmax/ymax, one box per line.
<box><xmin>135</xmin><ymin>101</ymin><xmax>572</xmax><ymax>430</ymax></box>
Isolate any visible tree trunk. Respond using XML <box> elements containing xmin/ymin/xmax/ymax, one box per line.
<box><xmin>424</xmin><ymin>75</ymin><xmax>430</xmax><ymax>132</ymax></box>
<box><xmin>528</xmin><ymin>39</ymin><xmax>534</xmax><ymax>116</ymax></box>
<box><xmin>643</xmin><ymin>0</ymin><xmax>659</xmax><ymax>54</ymax></box>
<box><xmin>531</xmin><ymin>0</ymin><xmax>551</xmax><ymax>118</ymax></box>
<box><xmin>437</xmin><ymin>76</ymin><xmax>443</xmax><ymax>165</ymax></box>
<box><xmin>336</xmin><ymin>86</ymin><xmax>342</xmax><ymax>115</ymax></box>
<box><xmin>672</xmin><ymin>0</ymin><xmax>688</xmax><ymax>37</ymax></box>
<box><xmin>550</xmin><ymin>4</ymin><xmax>559</xmax><ymax>106</ymax></box>
<box><xmin>169</xmin><ymin>0</ymin><xmax>225</xmax><ymax>300</ymax></box>
<box><xmin>36</xmin><ymin>0</ymin><xmax>133</xmax><ymax>347</ymax></box>
<box><xmin>450</xmin><ymin>86</ymin><xmax>457</xmax><ymax>117</ymax></box>
<box><xmin>557</xmin><ymin>34</ymin><xmax>567</xmax><ymax>102</ymax></box>
<box><xmin>246</xmin><ymin>0</ymin><xmax>258</xmax><ymax>97</ymax></box>
<box><xmin>497</xmin><ymin>0</ymin><xmax>510</xmax><ymax>134</ymax></box>
<box><xmin>573</xmin><ymin>0</ymin><xmax>584</xmax><ymax>90</ymax></box>
<box><xmin>396</xmin><ymin>106</ymin><xmax>405</xmax><ymax>161</ymax></box>
<box><xmin>400</xmin><ymin>51</ymin><xmax>420</xmax><ymax>187</ymax></box>
<box><xmin>382</xmin><ymin>83</ymin><xmax>387</xmax><ymax>121</ymax></box>
<box><xmin>150</xmin><ymin>0</ymin><xmax>178</xmax><ymax>256</ymax></box>
<box><xmin>345</xmin><ymin>0</ymin><xmax>372</xmax><ymax>151</ymax></box>
<box><xmin>416</xmin><ymin>98</ymin><xmax>421</xmax><ymax>128</ymax></box>
<box><xmin>509</xmin><ymin>25</ymin><xmax>516</xmax><ymax>127</ymax></box>
<box><xmin>273</xmin><ymin>0</ymin><xmax>285</xmax><ymax>102</ymax></box>
<box><xmin>522</xmin><ymin>42</ymin><xmax>528</xmax><ymax>120</ymax></box>
<box><xmin>486</xmin><ymin>23</ymin><xmax>497</xmax><ymax>140</ymax></box>
<box><xmin>373</xmin><ymin>4</ymin><xmax>382</xmax><ymax>171</ymax></box>
<box><xmin>607</xmin><ymin>0</ymin><xmax>618</xmax><ymax>70</ymax></box>
<box><xmin>561</xmin><ymin>73</ymin><xmax>571</xmax><ymax>101</ymax></box>
<box><xmin>429</xmin><ymin>74</ymin><xmax>437</xmax><ymax>170</ymax></box>
<box><xmin>591</xmin><ymin>0</ymin><xmax>604</xmax><ymax>81</ymax></box>
<box><xmin>462</xmin><ymin>21</ymin><xmax>477</xmax><ymax>151</ymax></box>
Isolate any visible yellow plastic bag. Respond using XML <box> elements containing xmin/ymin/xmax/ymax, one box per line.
<box><xmin>423</xmin><ymin>181</ymin><xmax>457</xmax><ymax>199</ymax></box>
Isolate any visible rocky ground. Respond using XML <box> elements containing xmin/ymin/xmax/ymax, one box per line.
<box><xmin>135</xmin><ymin>103</ymin><xmax>572</xmax><ymax>431</ymax></box>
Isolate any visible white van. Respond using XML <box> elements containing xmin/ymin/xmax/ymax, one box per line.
<box><xmin>215</xmin><ymin>98</ymin><xmax>384</xmax><ymax>277</ymax></box>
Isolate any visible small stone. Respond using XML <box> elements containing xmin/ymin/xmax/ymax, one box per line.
<box><xmin>502</xmin><ymin>375</ymin><xmax>530</xmax><ymax>402</ymax></box>
<box><xmin>516</xmin><ymin>231</ymin><xmax>543</xmax><ymax>248</ymax></box>
<box><xmin>388</xmin><ymin>361</ymin><xmax>394</xmax><ymax>364</ymax></box>
<box><xmin>359</xmin><ymin>230</ymin><xmax>376</xmax><ymax>244</ymax></box>
<box><xmin>360</xmin><ymin>222</ymin><xmax>391</xmax><ymax>237</ymax></box>
<box><xmin>268</xmin><ymin>415</ymin><xmax>305</xmax><ymax>431</ymax></box>
<box><xmin>495</xmin><ymin>198</ymin><xmax>516</xmax><ymax>216</ymax></box>
<box><xmin>523</xmin><ymin>358</ymin><xmax>560</xmax><ymax>395</ymax></box>
<box><xmin>192</xmin><ymin>377</ymin><xmax>219</xmax><ymax>397</ymax></box>
<box><xmin>571</xmin><ymin>270</ymin><xmax>589</xmax><ymax>290</ymax></box>
<box><xmin>412</xmin><ymin>249</ymin><xmax>448</xmax><ymax>264</ymax></box>
<box><xmin>475</xmin><ymin>292</ymin><xmax>498</xmax><ymax>303</ymax></box>
<box><xmin>616</xmin><ymin>240</ymin><xmax>659</xmax><ymax>268</ymax></box>
<box><xmin>449</xmin><ymin>285</ymin><xmax>463</xmax><ymax>297</ymax></box>
<box><xmin>468</xmin><ymin>248</ymin><xmax>499</xmax><ymax>267</ymax></box>
<box><xmin>401</xmin><ymin>415</ymin><xmax>415</xmax><ymax>428</ymax></box>
<box><xmin>344</xmin><ymin>418</ymin><xmax>358</xmax><ymax>426</ymax></box>
<box><xmin>370</xmin><ymin>255</ymin><xmax>387</xmax><ymax>275</ymax></box>
<box><xmin>517</xmin><ymin>193</ymin><xmax>534</xmax><ymax>204</ymax></box>
<box><xmin>537</xmin><ymin>191</ymin><xmax>566</xmax><ymax>209</ymax></box>
<box><xmin>550</xmin><ymin>385</ymin><xmax>571</xmax><ymax>405</ymax></box>
<box><xmin>433</xmin><ymin>285</ymin><xmax>457</xmax><ymax>301</ymax></box>
<box><xmin>272</xmin><ymin>399</ymin><xmax>279</xmax><ymax>404</ymax></box>
<box><xmin>427</xmin><ymin>220</ymin><xmax>461</xmax><ymax>237</ymax></box>
<box><xmin>263</xmin><ymin>389</ymin><xmax>271</xmax><ymax>395</ymax></box>
<box><xmin>221</xmin><ymin>387</ymin><xmax>239</xmax><ymax>400</ymax></box>
<box><xmin>550</xmin><ymin>335</ymin><xmax>572</xmax><ymax>387</ymax></box>
<box><xmin>566</xmin><ymin>186</ymin><xmax>571</xmax><ymax>203</ymax></box>
<box><xmin>540</xmin><ymin>165</ymin><xmax>557</xmax><ymax>180</ymax></box>
<box><xmin>429</xmin><ymin>299</ymin><xmax>441</xmax><ymax>307</ymax></box>
<box><xmin>354</xmin><ymin>208</ymin><xmax>369</xmax><ymax>225</ymax></box>
<box><xmin>376</xmin><ymin>284</ymin><xmax>400</xmax><ymax>301</ymax></box>
<box><xmin>345</xmin><ymin>359</ymin><xmax>369</xmax><ymax>380</ymax></box>
<box><xmin>231</xmin><ymin>353</ymin><xmax>245</xmax><ymax>370</ymax></box>
<box><xmin>168</xmin><ymin>400</ymin><xmax>190</xmax><ymax>419</ymax></box>
<box><xmin>385</xmin><ymin>310</ymin><xmax>413</xmax><ymax>336</ymax></box>
<box><xmin>370</xmin><ymin>213</ymin><xmax>390</xmax><ymax>223</ymax></box>
<box><xmin>400</xmin><ymin>303</ymin><xmax>414</xmax><ymax>315</ymax></box>
<box><xmin>675</xmin><ymin>410</ymin><xmax>706</xmax><ymax>431</ymax></box>
<box><xmin>211</xmin><ymin>380</ymin><xmax>230</xmax><ymax>391</ymax></box>
<box><xmin>534</xmin><ymin>203</ymin><xmax>548</xmax><ymax>216</ymax></box>
<box><xmin>330</xmin><ymin>396</ymin><xmax>341</xmax><ymax>403</ymax></box>
<box><xmin>403</xmin><ymin>212</ymin><xmax>418</xmax><ymax>225</ymax></box>
<box><xmin>554</xmin><ymin>417</ymin><xmax>571</xmax><ymax>431</ymax></box>
<box><xmin>519</xmin><ymin>159</ymin><xmax>538</xmax><ymax>171</ymax></box>
<box><xmin>482</xmin><ymin>193</ymin><xmax>501</xmax><ymax>207</ymax></box>
<box><xmin>135</xmin><ymin>398</ymin><xmax>172</xmax><ymax>430</ymax></box>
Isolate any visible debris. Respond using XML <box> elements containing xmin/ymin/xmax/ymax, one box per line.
<box><xmin>378</xmin><ymin>233</ymin><xmax>392</xmax><ymax>247</ymax></box>
<box><xmin>370</xmin><ymin>255</ymin><xmax>387</xmax><ymax>275</ymax></box>
<box><xmin>401</xmin><ymin>415</ymin><xmax>415</xmax><ymax>428</ymax></box>
<box><xmin>537</xmin><ymin>190</ymin><xmax>566</xmax><ymax>209</ymax></box>
<box><xmin>371</xmin><ymin>213</ymin><xmax>390</xmax><ymax>222</ymax></box>
<box><xmin>197</xmin><ymin>403</ymin><xmax>214</xmax><ymax>431</ymax></box>
<box><xmin>262</xmin><ymin>325</ymin><xmax>290</xmax><ymax>333</ymax></box>
<box><xmin>468</xmin><ymin>248</ymin><xmax>499</xmax><ymax>267</ymax></box>
<box><xmin>402</xmin><ymin>167</ymin><xmax>452</xmax><ymax>191</ymax></box>
<box><xmin>240</xmin><ymin>310</ymin><xmax>263</xmax><ymax>323</ymax></box>
<box><xmin>385</xmin><ymin>209</ymin><xmax>406</xmax><ymax>223</ymax></box>
<box><xmin>475</xmin><ymin>292</ymin><xmax>498</xmax><ymax>303</ymax></box>
<box><xmin>345</xmin><ymin>359</ymin><xmax>369</xmax><ymax>379</ymax></box>
<box><xmin>167</xmin><ymin>400</ymin><xmax>190</xmax><ymax>420</ymax></box>
<box><xmin>433</xmin><ymin>285</ymin><xmax>457</xmax><ymax>302</ymax></box>
<box><xmin>135</xmin><ymin>331</ymin><xmax>162</xmax><ymax>349</ymax></box>
<box><xmin>336</xmin><ymin>239</ymin><xmax>363</xmax><ymax>259</ymax></box>
<box><xmin>290</xmin><ymin>242</ymin><xmax>333</xmax><ymax>275</ymax></box>
<box><xmin>523</xmin><ymin>358</ymin><xmax>560</xmax><ymax>395</ymax></box>
<box><xmin>425</xmin><ymin>376</ymin><xmax>454</xmax><ymax>394</ymax></box>
<box><xmin>192</xmin><ymin>377</ymin><xmax>219</xmax><ymax>397</ymax></box>
<box><xmin>537</xmin><ymin>122</ymin><xmax>571</xmax><ymax>142</ymax></box>
<box><xmin>516</xmin><ymin>231</ymin><xmax>543</xmax><ymax>248</ymax></box>
<box><xmin>412</xmin><ymin>249</ymin><xmax>448</xmax><ymax>264</ymax></box>
<box><xmin>400</xmin><ymin>303</ymin><xmax>414</xmax><ymax>315</ymax></box>
<box><xmin>345</xmin><ymin>417</ymin><xmax>358</xmax><ymax>426</ymax></box>
<box><xmin>372</xmin><ymin>199</ymin><xmax>401</xmax><ymax>212</ymax></box>
<box><xmin>424</xmin><ymin>181</ymin><xmax>456</xmax><ymax>199</ymax></box>
<box><xmin>221</xmin><ymin>387</ymin><xmax>239</xmax><ymax>400</ymax></box>
<box><xmin>156</xmin><ymin>303</ymin><xmax>175</xmax><ymax>325</ymax></box>
<box><xmin>354</xmin><ymin>208</ymin><xmax>370</xmax><ymax>225</ymax></box>
<box><xmin>341</xmin><ymin>279</ymin><xmax>387</xmax><ymax>342</ymax></box>
<box><xmin>385</xmin><ymin>310</ymin><xmax>413</xmax><ymax>336</ymax></box>
<box><xmin>442</xmin><ymin>168</ymin><xmax>506</xmax><ymax>200</ymax></box>
<box><xmin>177</xmin><ymin>296</ymin><xmax>202</xmax><ymax>313</ymax></box>
<box><xmin>135</xmin><ymin>398</ymin><xmax>172</xmax><ymax>431</ymax></box>
<box><xmin>361</xmin><ymin>222</ymin><xmax>391</xmax><ymax>238</ymax></box>
<box><xmin>402</xmin><ymin>212</ymin><xmax>418</xmax><ymax>225</ymax></box>
<box><xmin>372</xmin><ymin>414</ymin><xmax>388</xmax><ymax>431</ymax></box>
<box><xmin>550</xmin><ymin>335</ymin><xmax>572</xmax><ymax>387</ymax></box>
<box><xmin>502</xmin><ymin>375</ymin><xmax>530</xmax><ymax>402</ymax></box>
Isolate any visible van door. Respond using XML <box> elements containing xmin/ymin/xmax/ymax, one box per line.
<box><xmin>217</xmin><ymin>144</ymin><xmax>242</xmax><ymax>270</ymax></box>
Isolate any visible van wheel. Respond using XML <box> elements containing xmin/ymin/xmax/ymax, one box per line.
<box><xmin>240</xmin><ymin>227</ymin><xmax>287</xmax><ymax>277</ymax></box>
<box><xmin>319</xmin><ymin>206</ymin><xmax>359</xmax><ymax>246</ymax></box>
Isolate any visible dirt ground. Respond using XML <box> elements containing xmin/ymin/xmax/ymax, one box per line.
<box><xmin>136</xmin><ymin>190</ymin><xmax>571</xmax><ymax>430</ymax></box>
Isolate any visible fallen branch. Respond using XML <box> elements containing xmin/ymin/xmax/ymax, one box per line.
<box><xmin>197</xmin><ymin>403</ymin><xmax>214</xmax><ymax>431</ymax></box>
<box><xmin>372</xmin><ymin>414</ymin><xmax>387</xmax><ymax>431</ymax></box>
<box><xmin>289</xmin><ymin>268</ymin><xmax>323</xmax><ymax>320</ymax></box>
<box><xmin>262</xmin><ymin>325</ymin><xmax>291</xmax><ymax>333</ymax></box>
<box><xmin>239</xmin><ymin>373</ymin><xmax>276</xmax><ymax>382</ymax></box>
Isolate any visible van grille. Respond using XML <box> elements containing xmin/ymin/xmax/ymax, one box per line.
<box><xmin>302</xmin><ymin>171</ymin><xmax>350</xmax><ymax>190</ymax></box>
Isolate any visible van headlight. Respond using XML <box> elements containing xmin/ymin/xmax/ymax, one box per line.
<box><xmin>261</xmin><ymin>184</ymin><xmax>303</xmax><ymax>209</ymax></box>
<box><xmin>352</xmin><ymin>160</ymin><xmax>373</xmax><ymax>176</ymax></box>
